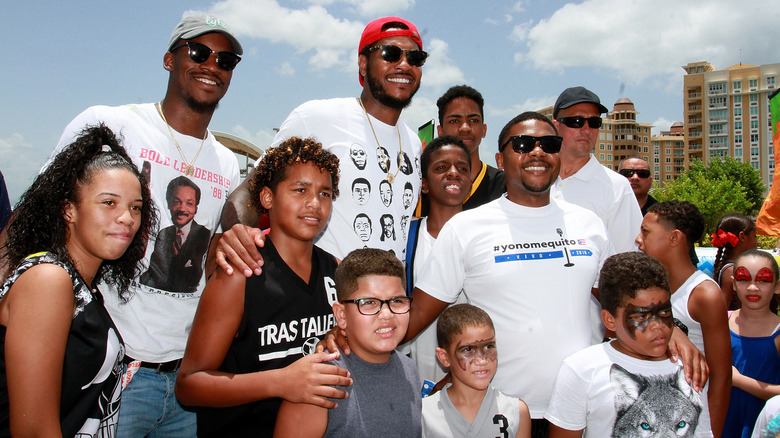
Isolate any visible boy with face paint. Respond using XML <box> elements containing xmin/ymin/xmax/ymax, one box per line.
<box><xmin>422</xmin><ymin>304</ymin><xmax>531</xmax><ymax>438</ymax></box>
<box><xmin>546</xmin><ymin>252</ymin><xmax>711</xmax><ymax>438</ymax></box>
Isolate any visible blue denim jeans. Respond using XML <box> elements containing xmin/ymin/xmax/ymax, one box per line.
<box><xmin>116</xmin><ymin>366</ymin><xmax>196</xmax><ymax>437</ymax></box>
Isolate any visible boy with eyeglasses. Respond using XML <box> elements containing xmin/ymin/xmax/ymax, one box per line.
<box><xmin>618</xmin><ymin>155</ymin><xmax>658</xmax><ymax>216</ymax></box>
<box><xmin>274</xmin><ymin>248</ymin><xmax>422</xmax><ymax>437</ymax></box>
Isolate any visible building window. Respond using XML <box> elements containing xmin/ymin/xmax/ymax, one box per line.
<box><xmin>607</xmin><ymin>144</ymin><xmax>612</xmax><ymax>151</ymax></box>
<box><xmin>735</xmin><ymin>121</ymin><xmax>742</xmax><ymax>131</ymax></box>
<box><xmin>750</xmin><ymin>106</ymin><xmax>759</xmax><ymax>117</ymax></box>
<box><xmin>752</xmin><ymin>162</ymin><xmax>760</xmax><ymax>170</ymax></box>
<box><xmin>599</xmin><ymin>133</ymin><xmax>605</xmax><ymax>140</ymax></box>
<box><xmin>599</xmin><ymin>153</ymin><xmax>605</xmax><ymax>160</ymax></box>
<box><xmin>666</xmin><ymin>148</ymin><xmax>672</xmax><ymax>155</ymax></box>
<box><xmin>709</xmin><ymin>82</ymin><xmax>727</xmax><ymax>94</ymax></box>
<box><xmin>735</xmin><ymin>148</ymin><xmax>743</xmax><ymax>158</ymax></box>
<box><xmin>734</xmin><ymin>95</ymin><xmax>742</xmax><ymax>106</ymax></box>
<box><xmin>735</xmin><ymin>107</ymin><xmax>743</xmax><ymax>118</ymax></box>
<box><xmin>751</xmin><ymin>120</ymin><xmax>759</xmax><ymax>130</ymax></box>
<box><xmin>607</xmin><ymin>154</ymin><xmax>612</xmax><ymax>161</ymax></box>
<box><xmin>769</xmin><ymin>76</ymin><xmax>776</xmax><ymax>89</ymax></box>
<box><xmin>750</xmin><ymin>93</ymin><xmax>759</xmax><ymax>103</ymax></box>
<box><xmin>733</xmin><ymin>80</ymin><xmax>742</xmax><ymax>91</ymax></box>
<box><xmin>749</xmin><ymin>78</ymin><xmax>758</xmax><ymax>90</ymax></box>
<box><xmin>735</xmin><ymin>134</ymin><xmax>742</xmax><ymax>144</ymax></box>
<box><xmin>751</xmin><ymin>134</ymin><xmax>759</xmax><ymax>143</ymax></box>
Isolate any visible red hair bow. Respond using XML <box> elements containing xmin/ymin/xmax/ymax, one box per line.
<box><xmin>711</xmin><ymin>230</ymin><xmax>739</xmax><ymax>248</ymax></box>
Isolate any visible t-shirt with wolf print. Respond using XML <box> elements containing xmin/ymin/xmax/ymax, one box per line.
<box><xmin>545</xmin><ymin>342</ymin><xmax>712</xmax><ymax>437</ymax></box>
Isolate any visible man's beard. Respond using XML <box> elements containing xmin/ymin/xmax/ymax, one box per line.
<box><xmin>365</xmin><ymin>65</ymin><xmax>418</xmax><ymax>110</ymax></box>
<box><xmin>185</xmin><ymin>95</ymin><xmax>219</xmax><ymax>114</ymax></box>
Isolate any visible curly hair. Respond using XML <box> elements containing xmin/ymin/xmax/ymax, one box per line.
<box><xmin>712</xmin><ymin>213</ymin><xmax>756</xmax><ymax>282</ymax></box>
<box><xmin>599</xmin><ymin>252</ymin><xmax>670</xmax><ymax>315</ymax></box>
<box><xmin>2</xmin><ymin>124</ymin><xmax>157</xmax><ymax>300</ymax></box>
<box><xmin>647</xmin><ymin>200</ymin><xmax>705</xmax><ymax>251</ymax></box>
<box><xmin>436</xmin><ymin>303</ymin><xmax>495</xmax><ymax>350</ymax></box>
<box><xmin>248</xmin><ymin>137</ymin><xmax>340</xmax><ymax>214</ymax></box>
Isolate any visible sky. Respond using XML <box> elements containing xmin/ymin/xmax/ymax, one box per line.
<box><xmin>2</xmin><ymin>0</ymin><xmax>778</xmax><ymax>205</ymax></box>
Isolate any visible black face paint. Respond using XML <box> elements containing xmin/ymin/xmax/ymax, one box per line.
<box><xmin>454</xmin><ymin>339</ymin><xmax>497</xmax><ymax>371</ymax></box>
<box><xmin>623</xmin><ymin>300</ymin><xmax>673</xmax><ymax>339</ymax></box>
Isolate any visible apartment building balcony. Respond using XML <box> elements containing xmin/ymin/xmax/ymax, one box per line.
<box><xmin>688</xmin><ymin>105</ymin><xmax>702</xmax><ymax>112</ymax></box>
<box><xmin>688</xmin><ymin>118</ymin><xmax>702</xmax><ymax>125</ymax></box>
<box><xmin>689</xmin><ymin>130</ymin><xmax>703</xmax><ymax>137</ymax></box>
<box><xmin>688</xmin><ymin>92</ymin><xmax>701</xmax><ymax>99</ymax></box>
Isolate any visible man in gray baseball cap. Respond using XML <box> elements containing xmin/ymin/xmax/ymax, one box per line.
<box><xmin>44</xmin><ymin>13</ymin><xmax>244</xmax><ymax>436</ymax></box>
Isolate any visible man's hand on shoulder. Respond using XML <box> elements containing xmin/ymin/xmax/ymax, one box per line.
<box><xmin>216</xmin><ymin>224</ymin><xmax>265</xmax><ymax>277</ymax></box>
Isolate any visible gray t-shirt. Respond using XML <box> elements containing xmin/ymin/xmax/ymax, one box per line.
<box><xmin>325</xmin><ymin>348</ymin><xmax>421</xmax><ymax>437</ymax></box>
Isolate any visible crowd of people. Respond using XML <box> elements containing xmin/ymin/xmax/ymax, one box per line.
<box><xmin>0</xmin><ymin>12</ymin><xmax>778</xmax><ymax>438</ymax></box>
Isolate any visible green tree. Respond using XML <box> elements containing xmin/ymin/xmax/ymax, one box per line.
<box><xmin>685</xmin><ymin>157</ymin><xmax>766</xmax><ymax>213</ymax></box>
<box><xmin>651</xmin><ymin>159</ymin><xmax>758</xmax><ymax>238</ymax></box>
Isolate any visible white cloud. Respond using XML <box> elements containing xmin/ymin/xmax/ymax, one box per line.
<box><xmin>517</xmin><ymin>0</ymin><xmax>779</xmax><ymax>84</ymax></box>
<box><xmin>488</xmin><ymin>95</ymin><xmax>557</xmax><ymax>121</ymax></box>
<box><xmin>230</xmin><ymin>125</ymin><xmax>277</xmax><ymax>152</ymax></box>
<box><xmin>486</xmin><ymin>14</ymin><xmax>513</xmax><ymax>26</ymax></box>
<box><xmin>651</xmin><ymin>117</ymin><xmax>674</xmax><ymax>136</ymax></box>
<box><xmin>206</xmin><ymin>0</ymin><xmax>364</xmax><ymax>72</ymax></box>
<box><xmin>277</xmin><ymin>61</ymin><xmax>295</xmax><ymax>76</ymax></box>
<box><xmin>339</xmin><ymin>0</ymin><xmax>415</xmax><ymax>17</ymax></box>
<box><xmin>509</xmin><ymin>20</ymin><xmax>533</xmax><ymax>43</ymax></box>
<box><xmin>420</xmin><ymin>39</ymin><xmax>466</xmax><ymax>92</ymax></box>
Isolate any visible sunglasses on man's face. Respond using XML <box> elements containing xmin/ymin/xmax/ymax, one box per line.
<box><xmin>618</xmin><ymin>168</ymin><xmax>651</xmax><ymax>179</ymax></box>
<box><xmin>170</xmin><ymin>41</ymin><xmax>241</xmax><ymax>71</ymax></box>
<box><xmin>556</xmin><ymin>116</ymin><xmax>603</xmax><ymax>129</ymax></box>
<box><xmin>364</xmin><ymin>45</ymin><xmax>429</xmax><ymax>67</ymax></box>
<box><xmin>500</xmin><ymin>135</ymin><xmax>563</xmax><ymax>154</ymax></box>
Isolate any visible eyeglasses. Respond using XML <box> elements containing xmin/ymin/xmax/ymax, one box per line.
<box><xmin>364</xmin><ymin>45</ymin><xmax>429</xmax><ymax>67</ymax></box>
<box><xmin>557</xmin><ymin>116</ymin><xmax>603</xmax><ymax>129</ymax></box>
<box><xmin>500</xmin><ymin>135</ymin><xmax>563</xmax><ymax>154</ymax></box>
<box><xmin>618</xmin><ymin>169</ymin><xmax>651</xmax><ymax>179</ymax></box>
<box><xmin>170</xmin><ymin>41</ymin><xmax>242</xmax><ymax>71</ymax></box>
<box><xmin>340</xmin><ymin>296</ymin><xmax>413</xmax><ymax>315</ymax></box>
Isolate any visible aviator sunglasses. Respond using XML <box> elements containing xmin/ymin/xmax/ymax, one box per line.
<box><xmin>364</xmin><ymin>45</ymin><xmax>429</xmax><ymax>67</ymax></box>
<box><xmin>618</xmin><ymin>168</ymin><xmax>651</xmax><ymax>179</ymax></box>
<box><xmin>557</xmin><ymin>116</ymin><xmax>603</xmax><ymax>129</ymax></box>
<box><xmin>170</xmin><ymin>41</ymin><xmax>242</xmax><ymax>71</ymax></box>
<box><xmin>501</xmin><ymin>135</ymin><xmax>563</xmax><ymax>154</ymax></box>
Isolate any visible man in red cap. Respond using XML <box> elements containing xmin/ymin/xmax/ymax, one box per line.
<box><xmin>220</xmin><ymin>16</ymin><xmax>427</xmax><ymax>267</ymax></box>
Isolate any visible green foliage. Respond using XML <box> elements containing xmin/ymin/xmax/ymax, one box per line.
<box><xmin>758</xmin><ymin>234</ymin><xmax>779</xmax><ymax>250</ymax></box>
<box><xmin>651</xmin><ymin>160</ymin><xmax>757</xmax><ymax>238</ymax></box>
<box><xmin>686</xmin><ymin>157</ymin><xmax>766</xmax><ymax>213</ymax></box>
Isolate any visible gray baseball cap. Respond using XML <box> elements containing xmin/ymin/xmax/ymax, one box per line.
<box><xmin>168</xmin><ymin>14</ymin><xmax>243</xmax><ymax>55</ymax></box>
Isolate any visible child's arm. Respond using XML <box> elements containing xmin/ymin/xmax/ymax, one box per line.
<box><xmin>732</xmin><ymin>365</ymin><xmax>780</xmax><ymax>400</ymax></box>
<box><xmin>548</xmin><ymin>424</ymin><xmax>583</xmax><ymax>438</ymax></box>
<box><xmin>175</xmin><ymin>267</ymin><xmax>351</xmax><ymax>408</ymax></box>
<box><xmin>274</xmin><ymin>399</ymin><xmax>328</xmax><ymax>438</ymax></box>
<box><xmin>667</xmin><ymin>326</ymin><xmax>709</xmax><ymax>391</ymax></box>
<box><xmin>516</xmin><ymin>399</ymin><xmax>532</xmax><ymax>438</ymax></box>
<box><xmin>4</xmin><ymin>264</ymin><xmax>75</xmax><ymax>437</ymax></box>
<box><xmin>689</xmin><ymin>281</ymin><xmax>731</xmax><ymax>438</ymax></box>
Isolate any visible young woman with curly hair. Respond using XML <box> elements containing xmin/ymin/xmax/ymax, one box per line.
<box><xmin>0</xmin><ymin>124</ymin><xmax>157</xmax><ymax>437</ymax></box>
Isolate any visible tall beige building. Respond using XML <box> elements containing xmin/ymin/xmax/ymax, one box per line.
<box><xmin>683</xmin><ymin>61</ymin><xmax>780</xmax><ymax>188</ymax></box>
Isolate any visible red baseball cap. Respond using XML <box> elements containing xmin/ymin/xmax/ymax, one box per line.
<box><xmin>358</xmin><ymin>16</ymin><xmax>423</xmax><ymax>85</ymax></box>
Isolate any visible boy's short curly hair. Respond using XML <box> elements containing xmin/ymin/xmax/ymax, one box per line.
<box><xmin>248</xmin><ymin>137</ymin><xmax>340</xmax><ymax>214</ymax></box>
<box><xmin>599</xmin><ymin>252</ymin><xmax>670</xmax><ymax>315</ymax></box>
<box><xmin>647</xmin><ymin>200</ymin><xmax>705</xmax><ymax>249</ymax></box>
<box><xmin>436</xmin><ymin>303</ymin><xmax>495</xmax><ymax>350</ymax></box>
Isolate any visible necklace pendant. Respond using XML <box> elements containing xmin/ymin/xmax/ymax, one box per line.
<box><xmin>184</xmin><ymin>164</ymin><xmax>194</xmax><ymax>176</ymax></box>
<box><xmin>386</xmin><ymin>173</ymin><xmax>395</xmax><ymax>184</ymax></box>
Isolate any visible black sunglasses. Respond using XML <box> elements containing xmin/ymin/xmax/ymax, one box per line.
<box><xmin>500</xmin><ymin>135</ymin><xmax>563</xmax><ymax>154</ymax></box>
<box><xmin>364</xmin><ymin>45</ymin><xmax>428</xmax><ymax>67</ymax></box>
<box><xmin>619</xmin><ymin>169</ymin><xmax>651</xmax><ymax>179</ymax></box>
<box><xmin>557</xmin><ymin>116</ymin><xmax>602</xmax><ymax>129</ymax></box>
<box><xmin>170</xmin><ymin>41</ymin><xmax>241</xmax><ymax>71</ymax></box>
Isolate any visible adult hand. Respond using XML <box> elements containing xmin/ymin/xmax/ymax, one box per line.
<box><xmin>668</xmin><ymin>326</ymin><xmax>709</xmax><ymax>392</ymax></box>
<box><xmin>216</xmin><ymin>224</ymin><xmax>265</xmax><ymax>277</ymax></box>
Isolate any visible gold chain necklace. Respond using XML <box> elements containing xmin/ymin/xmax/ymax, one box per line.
<box><xmin>157</xmin><ymin>102</ymin><xmax>206</xmax><ymax>177</ymax></box>
<box><xmin>358</xmin><ymin>98</ymin><xmax>401</xmax><ymax>183</ymax></box>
